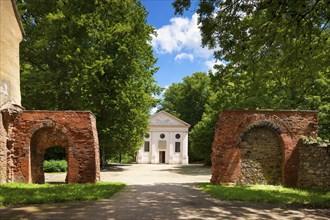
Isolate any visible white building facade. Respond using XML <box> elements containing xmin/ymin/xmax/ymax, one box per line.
<box><xmin>136</xmin><ymin>111</ymin><xmax>190</xmax><ymax>164</ymax></box>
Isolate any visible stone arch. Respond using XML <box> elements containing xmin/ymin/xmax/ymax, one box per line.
<box><xmin>237</xmin><ymin>121</ymin><xmax>284</xmax><ymax>185</ymax></box>
<box><xmin>237</xmin><ymin>120</ymin><xmax>282</xmax><ymax>145</ymax></box>
<box><xmin>234</xmin><ymin>115</ymin><xmax>291</xmax><ymax>143</ymax></box>
<box><xmin>5</xmin><ymin>111</ymin><xmax>99</xmax><ymax>184</ymax></box>
<box><xmin>211</xmin><ymin>110</ymin><xmax>318</xmax><ymax>187</ymax></box>
<box><xmin>30</xmin><ymin>124</ymin><xmax>70</xmax><ymax>184</ymax></box>
<box><xmin>233</xmin><ymin>117</ymin><xmax>294</xmax><ymax>185</ymax></box>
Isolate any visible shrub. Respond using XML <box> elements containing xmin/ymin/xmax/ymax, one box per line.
<box><xmin>43</xmin><ymin>160</ymin><xmax>68</xmax><ymax>172</ymax></box>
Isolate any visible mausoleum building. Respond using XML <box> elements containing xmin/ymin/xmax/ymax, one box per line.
<box><xmin>136</xmin><ymin>111</ymin><xmax>190</xmax><ymax>164</ymax></box>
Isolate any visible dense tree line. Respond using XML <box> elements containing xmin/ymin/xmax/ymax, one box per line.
<box><xmin>160</xmin><ymin>72</ymin><xmax>210</xmax><ymax>161</ymax></box>
<box><xmin>164</xmin><ymin>0</ymin><xmax>330</xmax><ymax>163</ymax></box>
<box><xmin>161</xmin><ymin>72</ymin><xmax>210</xmax><ymax>128</ymax></box>
<box><xmin>17</xmin><ymin>0</ymin><xmax>160</xmax><ymax>162</ymax></box>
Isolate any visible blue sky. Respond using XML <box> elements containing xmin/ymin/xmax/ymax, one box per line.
<box><xmin>141</xmin><ymin>0</ymin><xmax>220</xmax><ymax>89</ymax></box>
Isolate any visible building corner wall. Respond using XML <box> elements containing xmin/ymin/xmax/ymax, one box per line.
<box><xmin>0</xmin><ymin>0</ymin><xmax>23</xmax><ymax>106</ymax></box>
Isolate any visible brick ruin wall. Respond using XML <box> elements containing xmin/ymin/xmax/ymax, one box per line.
<box><xmin>239</xmin><ymin>127</ymin><xmax>282</xmax><ymax>185</ymax></box>
<box><xmin>298</xmin><ymin>142</ymin><xmax>330</xmax><ymax>190</ymax></box>
<box><xmin>0</xmin><ymin>104</ymin><xmax>22</xmax><ymax>183</ymax></box>
<box><xmin>0</xmin><ymin>108</ymin><xmax>100</xmax><ymax>184</ymax></box>
<box><xmin>0</xmin><ymin>113</ymin><xmax>7</xmax><ymax>183</ymax></box>
<box><xmin>211</xmin><ymin>110</ymin><xmax>319</xmax><ymax>188</ymax></box>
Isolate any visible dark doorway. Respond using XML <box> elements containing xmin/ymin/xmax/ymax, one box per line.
<box><xmin>159</xmin><ymin>151</ymin><xmax>166</xmax><ymax>163</ymax></box>
<box><xmin>30</xmin><ymin>126</ymin><xmax>69</xmax><ymax>184</ymax></box>
<box><xmin>44</xmin><ymin>146</ymin><xmax>67</xmax><ymax>184</ymax></box>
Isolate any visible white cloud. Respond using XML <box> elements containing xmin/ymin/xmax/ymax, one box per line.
<box><xmin>160</xmin><ymin>85</ymin><xmax>169</xmax><ymax>95</ymax></box>
<box><xmin>174</xmin><ymin>53</ymin><xmax>194</xmax><ymax>62</ymax></box>
<box><xmin>152</xmin><ymin>13</ymin><xmax>214</xmax><ymax>60</ymax></box>
<box><xmin>205</xmin><ymin>59</ymin><xmax>226</xmax><ymax>73</ymax></box>
<box><xmin>150</xmin><ymin>107</ymin><xmax>158</xmax><ymax>115</ymax></box>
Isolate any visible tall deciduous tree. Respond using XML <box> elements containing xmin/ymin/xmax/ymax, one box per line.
<box><xmin>17</xmin><ymin>0</ymin><xmax>160</xmax><ymax>162</ymax></box>
<box><xmin>161</xmin><ymin>72</ymin><xmax>210</xmax><ymax>128</ymax></box>
<box><xmin>173</xmin><ymin>0</ymin><xmax>330</xmax><ymax>163</ymax></box>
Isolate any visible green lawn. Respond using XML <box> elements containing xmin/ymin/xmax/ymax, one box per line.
<box><xmin>199</xmin><ymin>184</ymin><xmax>330</xmax><ymax>208</ymax></box>
<box><xmin>0</xmin><ymin>182</ymin><xmax>125</xmax><ymax>207</ymax></box>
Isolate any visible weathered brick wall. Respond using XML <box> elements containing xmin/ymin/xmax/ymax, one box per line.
<box><xmin>8</xmin><ymin>110</ymin><xmax>100</xmax><ymax>183</ymax></box>
<box><xmin>1</xmin><ymin>103</ymin><xmax>23</xmax><ymax>183</ymax></box>
<box><xmin>298</xmin><ymin>142</ymin><xmax>330</xmax><ymax>190</ymax></box>
<box><xmin>211</xmin><ymin>110</ymin><xmax>318</xmax><ymax>187</ymax></box>
<box><xmin>0</xmin><ymin>113</ymin><xmax>7</xmax><ymax>183</ymax></box>
<box><xmin>239</xmin><ymin>127</ymin><xmax>282</xmax><ymax>185</ymax></box>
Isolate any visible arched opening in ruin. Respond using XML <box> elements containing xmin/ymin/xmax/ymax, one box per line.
<box><xmin>43</xmin><ymin>146</ymin><xmax>67</xmax><ymax>183</ymax></box>
<box><xmin>30</xmin><ymin>126</ymin><xmax>69</xmax><ymax>184</ymax></box>
<box><xmin>238</xmin><ymin>124</ymin><xmax>283</xmax><ymax>185</ymax></box>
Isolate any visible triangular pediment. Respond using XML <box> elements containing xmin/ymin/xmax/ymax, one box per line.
<box><xmin>150</xmin><ymin>111</ymin><xmax>190</xmax><ymax>127</ymax></box>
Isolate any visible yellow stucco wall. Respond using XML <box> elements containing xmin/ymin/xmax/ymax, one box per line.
<box><xmin>0</xmin><ymin>0</ymin><xmax>23</xmax><ymax>106</ymax></box>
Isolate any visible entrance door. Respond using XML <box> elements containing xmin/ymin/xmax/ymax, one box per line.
<box><xmin>159</xmin><ymin>151</ymin><xmax>166</xmax><ymax>163</ymax></box>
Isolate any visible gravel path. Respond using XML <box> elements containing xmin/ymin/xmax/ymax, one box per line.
<box><xmin>1</xmin><ymin>164</ymin><xmax>329</xmax><ymax>219</ymax></box>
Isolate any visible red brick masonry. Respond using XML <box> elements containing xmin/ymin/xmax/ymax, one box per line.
<box><xmin>211</xmin><ymin>110</ymin><xmax>318</xmax><ymax>187</ymax></box>
<box><xmin>7</xmin><ymin>110</ymin><xmax>100</xmax><ymax>183</ymax></box>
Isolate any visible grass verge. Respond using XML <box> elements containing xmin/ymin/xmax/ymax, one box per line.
<box><xmin>0</xmin><ymin>182</ymin><xmax>125</xmax><ymax>207</ymax></box>
<box><xmin>199</xmin><ymin>184</ymin><xmax>330</xmax><ymax>208</ymax></box>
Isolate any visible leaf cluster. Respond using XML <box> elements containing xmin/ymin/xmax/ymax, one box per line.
<box><xmin>161</xmin><ymin>72</ymin><xmax>211</xmax><ymax>128</ymax></box>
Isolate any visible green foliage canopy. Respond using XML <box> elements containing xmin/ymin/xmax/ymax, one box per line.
<box><xmin>17</xmin><ymin>0</ymin><xmax>160</xmax><ymax>161</ymax></box>
<box><xmin>160</xmin><ymin>72</ymin><xmax>211</xmax><ymax>162</ymax></box>
<box><xmin>161</xmin><ymin>72</ymin><xmax>210</xmax><ymax>128</ymax></box>
<box><xmin>172</xmin><ymin>0</ymin><xmax>330</xmax><ymax>163</ymax></box>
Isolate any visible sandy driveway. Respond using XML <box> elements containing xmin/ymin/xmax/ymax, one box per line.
<box><xmin>100</xmin><ymin>164</ymin><xmax>211</xmax><ymax>185</ymax></box>
<box><xmin>1</xmin><ymin>164</ymin><xmax>329</xmax><ymax>219</ymax></box>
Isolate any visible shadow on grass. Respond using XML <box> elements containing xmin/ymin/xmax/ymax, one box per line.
<box><xmin>47</xmin><ymin>182</ymin><xmax>66</xmax><ymax>185</ymax></box>
<box><xmin>199</xmin><ymin>184</ymin><xmax>330</xmax><ymax>208</ymax></box>
<box><xmin>0</xmin><ymin>182</ymin><xmax>125</xmax><ymax>206</ymax></box>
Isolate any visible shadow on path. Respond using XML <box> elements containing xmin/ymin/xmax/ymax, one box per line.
<box><xmin>157</xmin><ymin>164</ymin><xmax>211</xmax><ymax>176</ymax></box>
<box><xmin>1</xmin><ymin>183</ymin><xmax>329</xmax><ymax>220</ymax></box>
<box><xmin>101</xmin><ymin>164</ymin><xmax>132</xmax><ymax>172</ymax></box>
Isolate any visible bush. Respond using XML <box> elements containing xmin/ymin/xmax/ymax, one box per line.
<box><xmin>43</xmin><ymin>160</ymin><xmax>67</xmax><ymax>172</ymax></box>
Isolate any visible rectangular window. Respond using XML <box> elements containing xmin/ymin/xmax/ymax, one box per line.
<box><xmin>175</xmin><ymin>142</ymin><xmax>180</xmax><ymax>152</ymax></box>
<box><xmin>144</xmin><ymin>141</ymin><xmax>150</xmax><ymax>152</ymax></box>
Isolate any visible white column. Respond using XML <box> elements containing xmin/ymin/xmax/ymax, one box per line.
<box><xmin>182</xmin><ymin>132</ymin><xmax>189</xmax><ymax>164</ymax></box>
<box><xmin>151</xmin><ymin>132</ymin><xmax>157</xmax><ymax>164</ymax></box>
<box><xmin>151</xmin><ymin>143</ymin><xmax>157</xmax><ymax>163</ymax></box>
<box><xmin>137</xmin><ymin>146</ymin><xmax>143</xmax><ymax>163</ymax></box>
<box><xmin>169</xmin><ymin>132</ymin><xmax>174</xmax><ymax>164</ymax></box>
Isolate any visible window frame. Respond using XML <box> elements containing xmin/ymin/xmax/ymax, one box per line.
<box><xmin>144</xmin><ymin>141</ymin><xmax>150</xmax><ymax>152</ymax></box>
<box><xmin>175</xmin><ymin>142</ymin><xmax>180</xmax><ymax>153</ymax></box>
